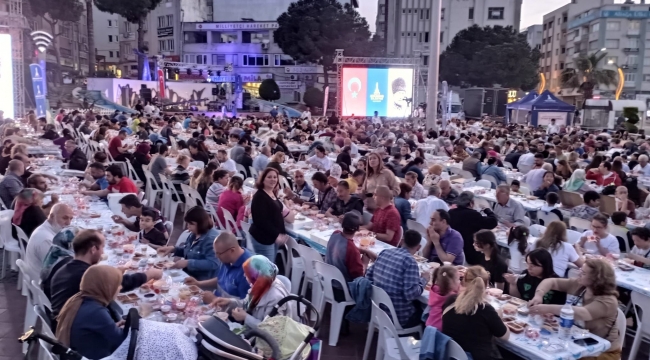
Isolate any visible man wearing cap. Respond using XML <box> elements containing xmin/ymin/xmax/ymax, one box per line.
<box><xmin>325</xmin><ymin>212</ymin><xmax>368</xmax><ymax>283</ymax></box>
<box><xmin>363</xmin><ymin>186</ymin><xmax>402</xmax><ymax>246</ymax></box>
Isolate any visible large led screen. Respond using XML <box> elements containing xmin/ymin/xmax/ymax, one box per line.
<box><xmin>0</xmin><ymin>34</ymin><xmax>14</xmax><ymax>119</ymax></box>
<box><xmin>341</xmin><ymin>67</ymin><xmax>413</xmax><ymax>117</ymax></box>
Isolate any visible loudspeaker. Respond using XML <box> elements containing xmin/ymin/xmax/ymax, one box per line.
<box><xmin>140</xmin><ymin>87</ymin><xmax>152</xmax><ymax>103</ymax></box>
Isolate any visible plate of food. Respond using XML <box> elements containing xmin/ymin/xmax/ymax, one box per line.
<box><xmin>506</xmin><ymin>321</ymin><xmax>527</xmax><ymax>334</ymax></box>
<box><xmin>507</xmin><ymin>297</ymin><xmax>527</xmax><ymax>307</ymax></box>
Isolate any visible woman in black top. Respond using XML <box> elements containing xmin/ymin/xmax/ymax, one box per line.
<box><xmin>196</xmin><ymin>162</ymin><xmax>217</xmax><ymax>201</ymax></box>
<box><xmin>240</xmin><ymin>146</ymin><xmax>254</xmax><ymax>178</ymax></box>
<box><xmin>171</xmin><ymin>155</ymin><xmax>191</xmax><ymax>202</ymax></box>
<box><xmin>336</xmin><ymin>146</ymin><xmax>352</xmax><ymax>168</ymax></box>
<box><xmin>189</xmin><ymin>141</ymin><xmax>210</xmax><ymax>165</ymax></box>
<box><xmin>249</xmin><ymin>168</ymin><xmax>295</xmax><ymax>261</ymax></box>
<box><xmin>474</xmin><ymin>229</ymin><xmax>508</xmax><ymax>289</ymax></box>
<box><xmin>131</xmin><ymin>142</ymin><xmax>151</xmax><ymax>185</ymax></box>
<box><xmin>12</xmin><ymin>188</ymin><xmax>47</xmax><ymax>237</ymax></box>
<box><xmin>0</xmin><ymin>142</ymin><xmax>14</xmax><ymax>175</ymax></box>
<box><xmin>504</xmin><ymin>248</ymin><xmax>567</xmax><ymax>305</ymax></box>
<box><xmin>275</xmin><ymin>134</ymin><xmax>290</xmax><ymax>154</ymax></box>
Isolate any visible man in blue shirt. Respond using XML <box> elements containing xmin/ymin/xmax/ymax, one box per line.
<box><xmin>182</xmin><ymin>113</ymin><xmax>193</xmax><ymax>129</ymax></box>
<box><xmin>80</xmin><ymin>162</ymin><xmax>109</xmax><ymax>191</ymax></box>
<box><xmin>184</xmin><ymin>232</ymin><xmax>252</xmax><ymax>301</ymax></box>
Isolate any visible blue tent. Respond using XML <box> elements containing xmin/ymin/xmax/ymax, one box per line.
<box><xmin>506</xmin><ymin>91</ymin><xmax>538</xmax><ymax>123</ymax></box>
<box><xmin>512</xmin><ymin>90</ymin><xmax>575</xmax><ymax>126</ymax></box>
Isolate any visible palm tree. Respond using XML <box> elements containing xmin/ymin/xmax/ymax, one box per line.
<box><xmin>560</xmin><ymin>51</ymin><xmax>617</xmax><ymax>100</ymax></box>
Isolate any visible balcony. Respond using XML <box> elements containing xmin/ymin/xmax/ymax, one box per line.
<box><xmin>122</xmin><ymin>32</ymin><xmax>135</xmax><ymax>40</ymax></box>
<box><xmin>627</xmin><ymin>29</ymin><xmax>640</xmax><ymax>37</ymax></box>
<box><xmin>623</xmin><ymin>47</ymin><xmax>640</xmax><ymax>52</ymax></box>
<box><xmin>183</xmin><ymin>42</ymin><xmax>278</xmax><ymax>54</ymax></box>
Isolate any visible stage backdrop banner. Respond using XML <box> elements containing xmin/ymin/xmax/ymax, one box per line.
<box><xmin>341</xmin><ymin>67</ymin><xmax>413</xmax><ymax>117</ymax></box>
<box><xmin>537</xmin><ymin>112</ymin><xmax>567</xmax><ymax>126</ymax></box>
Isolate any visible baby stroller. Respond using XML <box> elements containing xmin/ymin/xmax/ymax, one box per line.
<box><xmin>20</xmin><ymin>308</ymin><xmax>141</xmax><ymax>360</ymax></box>
<box><xmin>197</xmin><ymin>295</ymin><xmax>320</xmax><ymax>360</ymax></box>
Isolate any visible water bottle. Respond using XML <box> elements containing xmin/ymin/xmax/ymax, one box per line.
<box><xmin>559</xmin><ymin>300</ymin><xmax>574</xmax><ymax>343</ymax></box>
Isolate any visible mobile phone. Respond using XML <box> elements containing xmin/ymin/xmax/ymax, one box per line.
<box><xmin>573</xmin><ymin>337</ymin><xmax>599</xmax><ymax>347</ymax></box>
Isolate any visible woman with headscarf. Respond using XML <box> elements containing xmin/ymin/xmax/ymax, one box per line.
<box><xmin>41</xmin><ymin>227</ymin><xmax>79</xmax><ymax>299</ymax></box>
<box><xmin>56</xmin><ymin>265</ymin><xmax>126</xmax><ymax>359</ymax></box>
<box><xmin>212</xmin><ymin>255</ymin><xmax>296</xmax><ymax>327</ymax></box>
<box><xmin>563</xmin><ymin>169</ymin><xmax>595</xmax><ymax>194</ymax></box>
<box><xmin>12</xmin><ymin>188</ymin><xmax>46</xmax><ymax>237</ymax></box>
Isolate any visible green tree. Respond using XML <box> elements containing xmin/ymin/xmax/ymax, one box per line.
<box><xmin>439</xmin><ymin>25</ymin><xmax>540</xmax><ymax>89</ymax></box>
<box><xmin>259</xmin><ymin>79</ymin><xmax>281</xmax><ymax>101</ymax></box>
<box><xmin>303</xmin><ymin>87</ymin><xmax>324</xmax><ymax>109</ymax></box>
<box><xmin>28</xmin><ymin>0</ymin><xmax>84</xmax><ymax>83</ymax></box>
<box><xmin>560</xmin><ymin>51</ymin><xmax>617</xmax><ymax>100</ymax></box>
<box><xmin>94</xmin><ymin>0</ymin><xmax>163</xmax><ymax>79</ymax></box>
<box><xmin>274</xmin><ymin>0</ymin><xmax>376</xmax><ymax>87</ymax></box>
<box><xmin>623</xmin><ymin>107</ymin><xmax>640</xmax><ymax>133</ymax></box>
<box><xmin>86</xmin><ymin>0</ymin><xmax>95</xmax><ymax>77</ymax></box>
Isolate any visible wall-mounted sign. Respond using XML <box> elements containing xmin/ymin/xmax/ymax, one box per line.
<box><xmin>208</xmin><ymin>73</ymin><xmax>272</xmax><ymax>82</ymax></box>
<box><xmin>285</xmin><ymin>66</ymin><xmax>318</xmax><ymax>74</ymax></box>
<box><xmin>157</xmin><ymin>27</ymin><xmax>174</xmax><ymax>37</ymax></box>
<box><xmin>276</xmin><ymin>81</ymin><xmax>299</xmax><ymax>89</ymax></box>
<box><xmin>196</xmin><ymin>22</ymin><xmax>278</xmax><ymax>30</ymax></box>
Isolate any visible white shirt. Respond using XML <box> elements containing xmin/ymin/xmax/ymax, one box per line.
<box><xmin>307</xmin><ymin>155</ymin><xmax>332</xmax><ymax>171</ymax></box>
<box><xmin>144</xmin><ymin>104</ymin><xmax>155</xmax><ymax>114</ymax></box>
<box><xmin>523</xmin><ymin>168</ymin><xmax>547</xmax><ymax>191</ymax></box>
<box><xmin>350</xmin><ymin>142</ymin><xmax>359</xmax><ymax>157</ymax></box>
<box><xmin>517</xmin><ymin>153</ymin><xmax>535</xmax><ymax>168</ymax></box>
<box><xmin>413</xmin><ymin>195</ymin><xmax>450</xmax><ymax>227</ymax></box>
<box><xmin>546</xmin><ymin>124</ymin><xmax>559</xmax><ymax>134</ymax></box>
<box><xmin>633</xmin><ymin>164</ymin><xmax>650</xmax><ymax>176</ymax></box>
<box><xmin>301</xmin><ymin>111</ymin><xmax>312</xmax><ymax>120</ymax></box>
<box><xmin>581</xmin><ymin>230</ymin><xmax>620</xmax><ymax>255</ymax></box>
<box><xmin>221</xmin><ymin>158</ymin><xmax>237</xmax><ymax>172</ymax></box>
<box><xmin>547</xmin><ymin>241</ymin><xmax>580</xmax><ymax>277</ymax></box>
<box><xmin>372</xmin><ymin>116</ymin><xmax>382</xmax><ymax>125</ymax></box>
<box><xmin>25</xmin><ymin>220</ymin><xmax>59</xmax><ymax>274</ymax></box>
<box><xmin>508</xmin><ymin>241</ymin><xmax>532</xmax><ymax>274</ymax></box>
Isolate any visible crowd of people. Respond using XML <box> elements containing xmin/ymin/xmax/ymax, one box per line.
<box><xmin>3</xmin><ymin>107</ymin><xmax>649</xmax><ymax>360</ymax></box>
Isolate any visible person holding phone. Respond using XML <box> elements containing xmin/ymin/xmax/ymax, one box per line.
<box><xmin>529</xmin><ymin>259</ymin><xmax>621</xmax><ymax>359</ymax></box>
<box><xmin>363</xmin><ymin>152</ymin><xmax>399</xmax><ymax>211</ymax></box>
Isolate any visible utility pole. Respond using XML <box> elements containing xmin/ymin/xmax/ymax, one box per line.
<box><xmin>425</xmin><ymin>0</ymin><xmax>442</xmax><ymax>131</ymax></box>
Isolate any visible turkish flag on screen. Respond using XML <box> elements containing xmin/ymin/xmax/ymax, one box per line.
<box><xmin>341</xmin><ymin>68</ymin><xmax>368</xmax><ymax>116</ymax></box>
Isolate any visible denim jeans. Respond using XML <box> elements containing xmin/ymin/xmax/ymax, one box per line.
<box><xmin>251</xmin><ymin>237</ymin><xmax>278</xmax><ymax>263</ymax></box>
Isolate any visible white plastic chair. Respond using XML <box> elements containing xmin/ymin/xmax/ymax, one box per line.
<box><xmin>158</xmin><ymin>174</ymin><xmax>183</xmax><ymax>224</ymax></box>
<box><xmin>175</xmin><ymin>230</ymin><xmax>192</xmax><ymax>248</ymax></box>
<box><xmin>292</xmin><ymin>246</ymin><xmax>324</xmax><ymax>316</ymax></box>
<box><xmin>617</xmin><ymin>308</ymin><xmax>627</xmax><ymax>348</ymax></box>
<box><xmin>142</xmin><ymin>170</ymin><xmax>163</xmax><ymax>208</ymax></box>
<box><xmin>125</xmin><ymin>159</ymin><xmax>144</xmax><ymax>188</ymax></box>
<box><xmin>235</xmin><ymin>163</ymin><xmax>248</xmax><ymax>179</ymax></box>
<box><xmin>243</xmin><ymin>178</ymin><xmax>255</xmax><ymax>188</ymax></box>
<box><xmin>536</xmin><ymin>210</ymin><xmax>561</xmax><ymax>226</ymax></box>
<box><xmin>239</xmin><ymin>221</ymin><xmax>255</xmax><ymax>252</ymax></box>
<box><xmin>528</xmin><ymin>224</ymin><xmax>546</xmax><ymax>237</ymax></box>
<box><xmin>566</xmin><ymin>229</ymin><xmax>582</xmax><ymax>245</ymax></box>
<box><xmin>31</xmin><ymin>280</ymin><xmax>52</xmax><ymax>310</ymax></box>
<box><xmin>609</xmin><ymin>225</ymin><xmax>631</xmax><ymax>253</ymax></box>
<box><xmin>629</xmin><ymin>291</ymin><xmax>650</xmax><ymax>360</ymax></box>
<box><xmin>15</xmin><ymin>259</ymin><xmax>36</xmax><ymax>333</ymax></box>
<box><xmin>519</xmin><ymin>186</ymin><xmax>531</xmax><ymax>196</ymax></box>
<box><xmin>314</xmin><ymin>261</ymin><xmax>356</xmax><ymax>346</ymax></box>
<box><xmin>34</xmin><ymin>304</ymin><xmax>54</xmax><ymax>336</ymax></box>
<box><xmin>181</xmin><ymin>183</ymin><xmax>206</xmax><ymax>208</ymax></box>
<box><xmin>207</xmin><ymin>203</ymin><xmax>226</xmax><ymax>230</ymax></box>
<box><xmin>362</xmin><ymin>286</ymin><xmax>423</xmax><ymax>360</ymax></box>
<box><xmin>278</xmin><ymin>175</ymin><xmax>291</xmax><ymax>191</ymax></box>
<box><xmin>221</xmin><ymin>207</ymin><xmax>243</xmax><ymax>239</ymax></box>
<box><xmin>475</xmin><ymin>179</ymin><xmax>492</xmax><ymax>189</ymax></box>
<box><xmin>14</xmin><ymin>224</ymin><xmax>29</xmax><ymax>259</ymax></box>
<box><xmin>447</xmin><ymin>339</ymin><xmax>469</xmax><ymax>360</ymax></box>
<box><xmin>569</xmin><ymin>217</ymin><xmax>592</xmax><ymax>232</ymax></box>
<box><xmin>363</xmin><ymin>210</ymin><xmax>373</xmax><ymax>225</ymax></box>
<box><xmin>503</xmin><ymin>161</ymin><xmax>514</xmax><ymax>170</ymax></box>
<box><xmin>189</xmin><ymin>161</ymin><xmax>205</xmax><ymax>169</ymax></box>
<box><xmin>481</xmin><ymin>174</ymin><xmax>499</xmax><ymax>188</ymax></box>
<box><xmin>164</xmin><ymin>221</ymin><xmax>174</xmax><ymax>237</ymax></box>
<box><xmin>372</xmin><ymin>301</ymin><xmax>420</xmax><ymax>360</ymax></box>
<box><xmin>0</xmin><ymin>209</ymin><xmax>20</xmax><ymax>279</ymax></box>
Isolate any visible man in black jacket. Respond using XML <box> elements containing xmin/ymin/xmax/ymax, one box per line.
<box><xmin>64</xmin><ymin>140</ymin><xmax>88</xmax><ymax>171</ymax></box>
<box><xmin>48</xmin><ymin>229</ymin><xmax>162</xmax><ymax>319</ymax></box>
<box><xmin>448</xmin><ymin>191</ymin><xmax>498</xmax><ymax>265</ymax></box>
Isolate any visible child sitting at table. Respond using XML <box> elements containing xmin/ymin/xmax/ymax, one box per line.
<box><xmin>611</xmin><ymin>211</ymin><xmax>634</xmax><ymax>253</ymax></box>
<box><xmin>139</xmin><ymin>209</ymin><xmax>167</xmax><ymax>247</ymax></box>
<box><xmin>510</xmin><ymin>180</ymin><xmax>521</xmax><ymax>194</ymax></box>
<box><xmin>627</xmin><ymin>227</ymin><xmax>650</xmax><ymax>269</ymax></box>
<box><xmin>539</xmin><ymin>192</ymin><xmax>563</xmax><ymax>224</ymax></box>
<box><xmin>474</xmin><ymin>229</ymin><xmax>508</xmax><ymax>290</ymax></box>
<box><xmin>425</xmin><ymin>265</ymin><xmax>460</xmax><ymax>330</ymax></box>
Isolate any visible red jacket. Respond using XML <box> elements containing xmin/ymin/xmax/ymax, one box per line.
<box><xmin>585</xmin><ymin>170</ymin><xmax>621</xmax><ymax>187</ymax></box>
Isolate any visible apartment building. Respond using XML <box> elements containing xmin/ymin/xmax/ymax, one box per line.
<box><xmin>539</xmin><ymin>5</ymin><xmax>570</xmax><ymax>94</ymax></box>
<box><xmin>524</xmin><ymin>24</ymin><xmax>543</xmax><ymax>51</ymax></box>
<box><xmin>561</xmin><ymin>0</ymin><xmax>650</xmax><ymax>103</ymax></box>
<box><xmin>381</xmin><ymin>0</ymin><xmax>522</xmax><ymax>60</ymax></box>
<box><xmin>93</xmin><ymin>6</ymin><xmax>120</xmax><ymax>75</ymax></box>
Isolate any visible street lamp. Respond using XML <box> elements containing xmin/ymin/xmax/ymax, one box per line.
<box><xmin>593</xmin><ymin>47</ymin><xmax>607</xmax><ymax>56</ymax></box>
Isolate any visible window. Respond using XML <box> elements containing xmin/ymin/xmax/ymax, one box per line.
<box><xmin>131</xmin><ymin>65</ymin><xmax>138</xmax><ymax>70</ymax></box>
<box><xmin>556</xmin><ymin>49</ymin><xmax>559</xmax><ymax>55</ymax></box>
<box><xmin>591</xmin><ymin>23</ymin><xmax>599</xmax><ymax>33</ymax></box>
<box><xmin>214</xmin><ymin>54</ymin><xmax>226</xmax><ymax>65</ymax></box>
<box><xmin>167</xmin><ymin>39</ymin><xmax>174</xmax><ymax>51</ymax></box>
<box><xmin>468</xmin><ymin>7</ymin><xmax>474</xmax><ymax>20</ymax></box>
<box><xmin>401</xmin><ymin>32</ymin><xmax>405</xmax><ymax>37</ymax></box>
<box><xmin>108</xmin><ymin>35</ymin><xmax>113</xmax><ymax>42</ymax></box>
<box><xmin>542</xmin><ymin>38</ymin><xmax>545</xmax><ymax>45</ymax></box>
<box><xmin>606</xmin><ymin>21</ymin><xmax>620</xmax><ymax>31</ymax></box>
<box><xmin>414</xmin><ymin>9</ymin><xmax>417</xmax><ymax>13</ymax></box>
<box><xmin>422</xmin><ymin>55</ymin><xmax>428</xmax><ymax>66</ymax></box>
<box><xmin>124</xmin><ymin>22</ymin><xmax>131</xmax><ymax>33</ymax></box>
<box><xmin>109</xmin><ymin>51</ymin><xmax>114</xmax><ymax>58</ymax></box>
<box><xmin>158</xmin><ymin>16</ymin><xmax>165</xmax><ymax>28</ymax></box>
<box><xmin>242</xmin><ymin>54</ymin><xmax>270</xmax><ymax>66</ymax></box>
<box><xmin>440</xmin><ymin>31</ymin><xmax>443</xmax><ymax>43</ymax></box>
<box><xmin>560</xmin><ymin>62</ymin><xmax>564</xmax><ymax>70</ymax></box>
<box><xmin>627</xmin><ymin>55</ymin><xmax>638</xmax><ymax>65</ymax></box>
<box><xmin>543</xmin><ymin>24</ymin><xmax>547</xmax><ymax>31</ymax></box>
<box><xmin>419</xmin><ymin>8</ymin><xmax>424</xmax><ymax>19</ymax></box>
<box><xmin>556</xmin><ymin>33</ymin><xmax>560</xmax><ymax>40</ymax></box>
<box><xmin>625</xmin><ymin>72</ymin><xmax>636</xmax><ymax>82</ymax></box>
<box><xmin>380</xmin><ymin>5</ymin><xmax>385</xmax><ymax>15</ymax></box>
<box><xmin>273</xmin><ymin>54</ymin><xmax>294</xmax><ymax>66</ymax></box>
<box><xmin>644</xmin><ymin>75</ymin><xmax>650</xmax><ymax>82</ymax></box>
<box><xmin>589</xmin><ymin>41</ymin><xmax>598</xmax><ymax>50</ymax></box>
<box><xmin>402</xmin><ymin>9</ymin><xmax>405</xmax><ymax>14</ymax></box>
<box><xmin>441</xmin><ymin>8</ymin><xmax>445</xmax><ymax>20</ymax></box>
<box><xmin>166</xmin><ymin>15</ymin><xmax>173</xmax><ymax>26</ymax></box>
<box><xmin>605</xmin><ymin>39</ymin><xmax>619</xmax><ymax>49</ymax></box>
<box><xmin>116</xmin><ymin>51</ymin><xmax>119</xmax><ymax>58</ymax></box>
<box><xmin>159</xmin><ymin>40</ymin><xmax>166</xmax><ymax>51</ymax></box>
<box><xmin>424</xmin><ymin>32</ymin><xmax>429</xmax><ymax>43</ymax></box>
<box><xmin>561</xmin><ymin>47</ymin><xmax>565</xmax><ymax>54</ymax></box>
<box><xmin>108</xmin><ymin>20</ymin><xmax>113</xmax><ymax>27</ymax></box>
<box><xmin>628</xmin><ymin>38</ymin><xmax>639</xmax><ymax>48</ymax></box>
<box><xmin>426</xmin><ymin>9</ymin><xmax>430</xmax><ymax>19</ymax></box>
<box><xmin>630</xmin><ymin>21</ymin><xmax>641</xmax><ymax>30</ymax></box>
<box><xmin>487</xmin><ymin>7</ymin><xmax>504</xmax><ymax>20</ymax></box>
<box><xmin>418</xmin><ymin>32</ymin><xmax>422</xmax><ymax>42</ymax></box>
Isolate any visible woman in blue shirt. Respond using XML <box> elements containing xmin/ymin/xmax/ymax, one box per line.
<box><xmin>56</xmin><ymin>265</ymin><xmax>125</xmax><ymax>360</ymax></box>
<box><xmin>158</xmin><ymin>207</ymin><xmax>221</xmax><ymax>281</ymax></box>
<box><xmin>403</xmin><ymin>157</ymin><xmax>426</xmax><ymax>184</ymax></box>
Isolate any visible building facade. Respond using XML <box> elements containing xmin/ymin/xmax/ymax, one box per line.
<box><xmin>539</xmin><ymin>5</ymin><xmax>569</xmax><ymax>95</ymax></box>
<box><xmin>523</xmin><ymin>24</ymin><xmax>543</xmax><ymax>51</ymax></box>
<box><xmin>381</xmin><ymin>0</ymin><xmax>522</xmax><ymax>59</ymax></box>
<box><xmin>92</xmin><ymin>5</ymin><xmax>120</xmax><ymax>75</ymax></box>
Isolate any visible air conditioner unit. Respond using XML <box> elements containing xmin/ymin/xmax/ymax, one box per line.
<box><xmin>289</xmin><ymin>74</ymin><xmax>299</xmax><ymax>81</ymax></box>
<box><xmin>261</xmin><ymin>43</ymin><xmax>269</xmax><ymax>50</ymax></box>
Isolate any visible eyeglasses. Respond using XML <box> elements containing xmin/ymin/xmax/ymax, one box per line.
<box><xmin>216</xmin><ymin>247</ymin><xmax>235</xmax><ymax>256</ymax></box>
